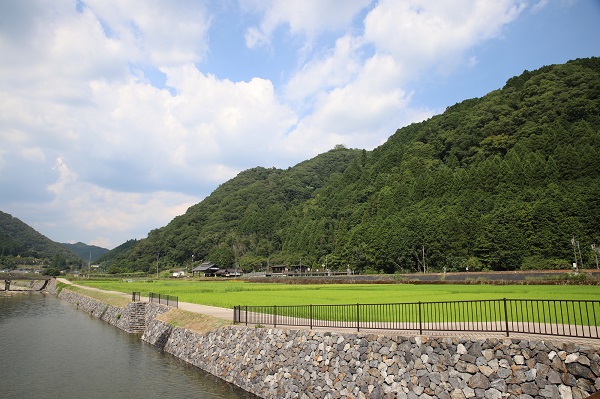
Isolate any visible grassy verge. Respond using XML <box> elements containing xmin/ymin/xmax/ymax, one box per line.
<box><xmin>58</xmin><ymin>283</ymin><xmax>230</xmax><ymax>333</ymax></box>
<box><xmin>59</xmin><ymin>283</ymin><xmax>131</xmax><ymax>307</ymax></box>
<box><xmin>156</xmin><ymin>308</ymin><xmax>231</xmax><ymax>334</ymax></box>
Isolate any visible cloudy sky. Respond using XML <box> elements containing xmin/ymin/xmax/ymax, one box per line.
<box><xmin>0</xmin><ymin>0</ymin><xmax>598</xmax><ymax>249</ymax></box>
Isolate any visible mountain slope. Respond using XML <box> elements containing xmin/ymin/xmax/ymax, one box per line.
<box><xmin>105</xmin><ymin>57</ymin><xmax>600</xmax><ymax>273</ymax></box>
<box><xmin>104</xmin><ymin>147</ymin><xmax>363</xmax><ymax>272</ymax></box>
<box><xmin>0</xmin><ymin>210</ymin><xmax>80</xmax><ymax>266</ymax></box>
<box><xmin>61</xmin><ymin>242</ymin><xmax>109</xmax><ymax>263</ymax></box>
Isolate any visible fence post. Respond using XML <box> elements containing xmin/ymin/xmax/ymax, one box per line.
<box><xmin>274</xmin><ymin>305</ymin><xmax>277</xmax><ymax>328</ymax></box>
<box><xmin>418</xmin><ymin>302</ymin><xmax>422</xmax><ymax>335</ymax></box>
<box><xmin>310</xmin><ymin>304</ymin><xmax>313</xmax><ymax>330</ymax></box>
<box><xmin>245</xmin><ymin>306</ymin><xmax>248</xmax><ymax>326</ymax></box>
<box><xmin>503</xmin><ymin>298</ymin><xmax>510</xmax><ymax>337</ymax></box>
<box><xmin>356</xmin><ymin>303</ymin><xmax>360</xmax><ymax>332</ymax></box>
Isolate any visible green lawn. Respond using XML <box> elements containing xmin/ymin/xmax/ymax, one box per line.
<box><xmin>73</xmin><ymin>279</ymin><xmax>599</xmax><ymax>308</ymax></box>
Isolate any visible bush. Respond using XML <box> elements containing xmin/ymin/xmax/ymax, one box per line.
<box><xmin>43</xmin><ymin>267</ymin><xmax>61</xmax><ymax>277</ymax></box>
<box><xmin>521</xmin><ymin>256</ymin><xmax>569</xmax><ymax>270</ymax></box>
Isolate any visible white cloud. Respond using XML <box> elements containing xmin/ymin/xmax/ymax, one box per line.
<box><xmin>285</xmin><ymin>35</ymin><xmax>364</xmax><ymax>102</ymax></box>
<box><xmin>38</xmin><ymin>157</ymin><xmax>197</xmax><ymax>248</ymax></box>
<box><xmin>285</xmin><ymin>53</ymin><xmax>433</xmax><ymax>155</ymax></box>
<box><xmin>81</xmin><ymin>0</ymin><xmax>211</xmax><ymax>67</ymax></box>
<box><xmin>280</xmin><ymin>0</ymin><xmax>527</xmax><ymax>154</ymax></box>
<box><xmin>242</xmin><ymin>0</ymin><xmax>371</xmax><ymax>48</ymax></box>
<box><xmin>531</xmin><ymin>0</ymin><xmax>550</xmax><ymax>13</ymax></box>
<box><xmin>364</xmin><ymin>0</ymin><xmax>526</xmax><ymax>75</ymax></box>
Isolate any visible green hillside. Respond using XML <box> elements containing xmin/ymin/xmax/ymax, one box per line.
<box><xmin>0</xmin><ymin>210</ymin><xmax>80</xmax><ymax>269</ymax></box>
<box><xmin>103</xmin><ymin>57</ymin><xmax>600</xmax><ymax>274</ymax></box>
<box><xmin>61</xmin><ymin>242</ymin><xmax>109</xmax><ymax>263</ymax></box>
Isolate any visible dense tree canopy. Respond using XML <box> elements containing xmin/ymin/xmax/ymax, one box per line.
<box><xmin>102</xmin><ymin>58</ymin><xmax>600</xmax><ymax>274</ymax></box>
<box><xmin>0</xmin><ymin>210</ymin><xmax>80</xmax><ymax>269</ymax></box>
<box><xmin>61</xmin><ymin>242</ymin><xmax>110</xmax><ymax>263</ymax></box>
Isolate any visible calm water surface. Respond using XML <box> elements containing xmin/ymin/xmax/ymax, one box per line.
<box><xmin>0</xmin><ymin>293</ymin><xmax>256</xmax><ymax>399</ymax></box>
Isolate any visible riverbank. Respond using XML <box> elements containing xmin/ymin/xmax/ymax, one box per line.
<box><xmin>48</xmin><ymin>279</ymin><xmax>600</xmax><ymax>399</ymax></box>
<box><xmin>0</xmin><ymin>290</ymin><xmax>29</xmax><ymax>296</ymax></box>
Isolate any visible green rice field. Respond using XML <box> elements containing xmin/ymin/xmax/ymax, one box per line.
<box><xmin>74</xmin><ymin>279</ymin><xmax>598</xmax><ymax>308</ymax></box>
<box><xmin>74</xmin><ymin>279</ymin><xmax>600</xmax><ymax>327</ymax></box>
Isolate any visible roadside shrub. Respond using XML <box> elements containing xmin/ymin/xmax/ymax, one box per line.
<box><xmin>521</xmin><ymin>256</ymin><xmax>569</xmax><ymax>270</ymax></box>
<box><xmin>43</xmin><ymin>267</ymin><xmax>61</xmax><ymax>277</ymax></box>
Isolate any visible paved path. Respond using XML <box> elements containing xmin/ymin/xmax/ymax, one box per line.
<box><xmin>56</xmin><ymin>278</ymin><xmax>599</xmax><ymax>347</ymax></box>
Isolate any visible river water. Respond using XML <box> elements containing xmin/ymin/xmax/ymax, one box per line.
<box><xmin>0</xmin><ymin>292</ymin><xmax>256</xmax><ymax>399</ymax></box>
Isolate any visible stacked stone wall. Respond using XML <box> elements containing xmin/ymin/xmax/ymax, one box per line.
<box><xmin>143</xmin><ymin>323</ymin><xmax>600</xmax><ymax>399</ymax></box>
<box><xmin>55</xmin><ymin>285</ymin><xmax>169</xmax><ymax>334</ymax></box>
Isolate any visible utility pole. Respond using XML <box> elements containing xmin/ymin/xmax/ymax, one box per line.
<box><xmin>156</xmin><ymin>253</ymin><xmax>160</xmax><ymax>278</ymax></box>
<box><xmin>88</xmin><ymin>250</ymin><xmax>91</xmax><ymax>278</ymax></box>
<box><xmin>571</xmin><ymin>236</ymin><xmax>580</xmax><ymax>272</ymax></box>
<box><xmin>577</xmin><ymin>240</ymin><xmax>584</xmax><ymax>269</ymax></box>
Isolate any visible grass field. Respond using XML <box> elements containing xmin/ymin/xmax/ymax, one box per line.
<box><xmin>74</xmin><ymin>279</ymin><xmax>599</xmax><ymax>308</ymax></box>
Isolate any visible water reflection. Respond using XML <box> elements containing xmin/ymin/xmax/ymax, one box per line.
<box><xmin>0</xmin><ymin>293</ymin><xmax>256</xmax><ymax>399</ymax></box>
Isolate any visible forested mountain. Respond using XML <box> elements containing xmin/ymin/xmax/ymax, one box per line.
<box><xmin>95</xmin><ymin>239</ymin><xmax>139</xmax><ymax>264</ymax></box>
<box><xmin>0</xmin><ymin>210</ymin><xmax>80</xmax><ymax>269</ymax></box>
<box><xmin>104</xmin><ymin>57</ymin><xmax>600</xmax><ymax>274</ymax></box>
<box><xmin>61</xmin><ymin>242</ymin><xmax>109</xmax><ymax>263</ymax></box>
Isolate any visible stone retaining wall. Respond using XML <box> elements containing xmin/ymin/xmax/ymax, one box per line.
<box><xmin>48</xmin><ymin>279</ymin><xmax>600</xmax><ymax>399</ymax></box>
<box><xmin>49</xmin><ymin>279</ymin><xmax>170</xmax><ymax>334</ymax></box>
<box><xmin>143</xmin><ymin>322</ymin><xmax>600</xmax><ymax>399</ymax></box>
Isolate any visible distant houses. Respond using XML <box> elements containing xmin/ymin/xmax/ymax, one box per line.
<box><xmin>191</xmin><ymin>261</ymin><xmax>241</xmax><ymax>278</ymax></box>
<box><xmin>268</xmin><ymin>264</ymin><xmax>310</xmax><ymax>276</ymax></box>
<box><xmin>267</xmin><ymin>264</ymin><xmax>352</xmax><ymax>276</ymax></box>
<box><xmin>269</xmin><ymin>265</ymin><xmax>288</xmax><ymax>275</ymax></box>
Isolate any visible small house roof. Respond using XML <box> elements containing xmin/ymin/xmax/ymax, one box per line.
<box><xmin>192</xmin><ymin>262</ymin><xmax>218</xmax><ymax>272</ymax></box>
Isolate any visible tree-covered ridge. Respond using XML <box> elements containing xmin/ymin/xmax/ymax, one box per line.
<box><xmin>105</xmin><ymin>57</ymin><xmax>600</xmax><ymax>274</ymax></box>
<box><xmin>0</xmin><ymin>210</ymin><xmax>80</xmax><ymax>268</ymax></box>
<box><xmin>61</xmin><ymin>242</ymin><xmax>109</xmax><ymax>262</ymax></box>
<box><xmin>105</xmin><ymin>147</ymin><xmax>363</xmax><ymax>273</ymax></box>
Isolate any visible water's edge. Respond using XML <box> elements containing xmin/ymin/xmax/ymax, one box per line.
<box><xmin>49</xmin><ymin>280</ymin><xmax>600</xmax><ymax>399</ymax></box>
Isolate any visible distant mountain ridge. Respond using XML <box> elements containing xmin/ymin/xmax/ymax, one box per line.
<box><xmin>61</xmin><ymin>242</ymin><xmax>109</xmax><ymax>263</ymax></box>
<box><xmin>0</xmin><ymin>210</ymin><xmax>80</xmax><ymax>264</ymax></box>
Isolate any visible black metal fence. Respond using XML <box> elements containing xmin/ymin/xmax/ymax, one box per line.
<box><xmin>132</xmin><ymin>291</ymin><xmax>141</xmax><ymax>302</ymax></box>
<box><xmin>234</xmin><ymin>299</ymin><xmax>600</xmax><ymax>339</ymax></box>
<box><xmin>149</xmin><ymin>292</ymin><xmax>178</xmax><ymax>308</ymax></box>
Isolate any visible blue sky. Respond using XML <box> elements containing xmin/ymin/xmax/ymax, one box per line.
<box><xmin>0</xmin><ymin>0</ymin><xmax>598</xmax><ymax>249</ymax></box>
